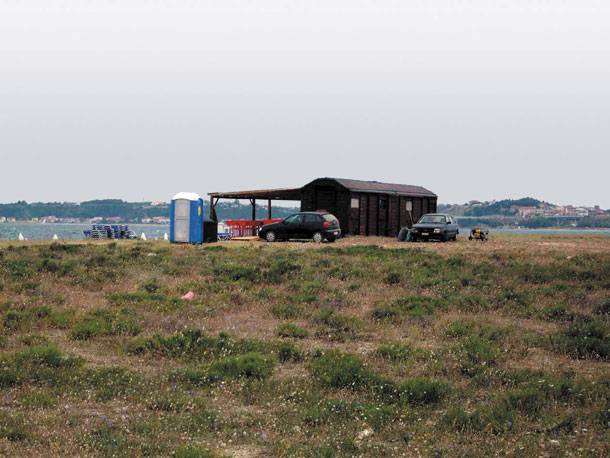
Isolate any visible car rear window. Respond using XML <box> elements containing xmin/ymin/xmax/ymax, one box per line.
<box><xmin>323</xmin><ymin>214</ymin><xmax>338</xmax><ymax>223</ymax></box>
<box><xmin>304</xmin><ymin>214</ymin><xmax>321</xmax><ymax>223</ymax></box>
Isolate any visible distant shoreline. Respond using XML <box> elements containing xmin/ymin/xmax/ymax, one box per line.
<box><xmin>0</xmin><ymin>222</ymin><xmax>168</xmax><ymax>226</ymax></box>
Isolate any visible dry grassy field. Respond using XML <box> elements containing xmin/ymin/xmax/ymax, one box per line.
<box><xmin>0</xmin><ymin>235</ymin><xmax>608</xmax><ymax>457</ymax></box>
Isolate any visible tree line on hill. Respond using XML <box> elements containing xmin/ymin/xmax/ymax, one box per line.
<box><xmin>0</xmin><ymin>200</ymin><xmax>298</xmax><ymax>223</ymax></box>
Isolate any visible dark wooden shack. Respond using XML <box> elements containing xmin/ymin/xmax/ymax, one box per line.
<box><xmin>209</xmin><ymin>177</ymin><xmax>437</xmax><ymax>237</ymax></box>
<box><xmin>300</xmin><ymin>178</ymin><xmax>437</xmax><ymax>237</ymax></box>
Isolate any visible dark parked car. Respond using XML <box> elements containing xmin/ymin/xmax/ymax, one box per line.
<box><xmin>410</xmin><ymin>214</ymin><xmax>459</xmax><ymax>242</ymax></box>
<box><xmin>259</xmin><ymin>212</ymin><xmax>341</xmax><ymax>243</ymax></box>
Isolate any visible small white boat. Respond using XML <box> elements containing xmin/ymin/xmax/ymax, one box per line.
<box><xmin>52</xmin><ymin>234</ymin><xmax>59</xmax><ymax>241</ymax></box>
<box><xmin>18</xmin><ymin>233</ymin><xmax>25</xmax><ymax>241</ymax></box>
<box><xmin>140</xmin><ymin>233</ymin><xmax>147</xmax><ymax>241</ymax></box>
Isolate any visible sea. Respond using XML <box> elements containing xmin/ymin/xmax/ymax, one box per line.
<box><xmin>1</xmin><ymin>222</ymin><xmax>609</xmax><ymax>241</ymax></box>
<box><xmin>0</xmin><ymin>223</ymin><xmax>169</xmax><ymax>241</ymax></box>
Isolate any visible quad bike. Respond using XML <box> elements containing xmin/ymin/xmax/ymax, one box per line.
<box><xmin>469</xmin><ymin>228</ymin><xmax>489</xmax><ymax>241</ymax></box>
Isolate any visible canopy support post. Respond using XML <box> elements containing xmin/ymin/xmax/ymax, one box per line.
<box><xmin>250</xmin><ymin>199</ymin><xmax>257</xmax><ymax>235</ymax></box>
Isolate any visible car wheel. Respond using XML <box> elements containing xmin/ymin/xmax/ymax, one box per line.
<box><xmin>265</xmin><ymin>231</ymin><xmax>277</xmax><ymax>242</ymax></box>
<box><xmin>312</xmin><ymin>232</ymin><xmax>324</xmax><ymax>243</ymax></box>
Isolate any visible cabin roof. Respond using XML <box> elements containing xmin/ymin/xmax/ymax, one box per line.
<box><xmin>309</xmin><ymin>178</ymin><xmax>437</xmax><ymax>198</ymax></box>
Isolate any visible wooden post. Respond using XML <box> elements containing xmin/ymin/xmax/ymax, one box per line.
<box><xmin>210</xmin><ymin>197</ymin><xmax>218</xmax><ymax>222</ymax></box>
<box><xmin>267</xmin><ymin>199</ymin><xmax>272</xmax><ymax>220</ymax></box>
<box><xmin>251</xmin><ymin>199</ymin><xmax>257</xmax><ymax>235</ymax></box>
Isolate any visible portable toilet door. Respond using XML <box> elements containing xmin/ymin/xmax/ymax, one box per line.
<box><xmin>170</xmin><ymin>192</ymin><xmax>204</xmax><ymax>244</ymax></box>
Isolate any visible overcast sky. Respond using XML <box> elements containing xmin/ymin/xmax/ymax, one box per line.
<box><xmin>1</xmin><ymin>1</ymin><xmax>608</xmax><ymax>207</ymax></box>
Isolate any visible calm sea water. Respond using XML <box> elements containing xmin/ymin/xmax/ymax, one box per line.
<box><xmin>1</xmin><ymin>223</ymin><xmax>609</xmax><ymax>241</ymax></box>
<box><xmin>0</xmin><ymin>223</ymin><xmax>169</xmax><ymax>241</ymax></box>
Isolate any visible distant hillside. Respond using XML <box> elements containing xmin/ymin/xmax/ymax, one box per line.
<box><xmin>438</xmin><ymin>197</ymin><xmax>610</xmax><ymax>229</ymax></box>
<box><xmin>0</xmin><ymin>200</ymin><xmax>299</xmax><ymax>223</ymax></box>
<box><xmin>465</xmin><ymin>198</ymin><xmax>544</xmax><ymax>217</ymax></box>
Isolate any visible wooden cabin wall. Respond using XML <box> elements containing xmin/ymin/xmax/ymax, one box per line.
<box><xmin>359</xmin><ymin>194</ymin><xmax>368</xmax><ymax>235</ymax></box>
<box><xmin>388</xmin><ymin>196</ymin><xmax>400</xmax><ymax>236</ymax></box>
<box><xmin>301</xmin><ymin>178</ymin><xmax>437</xmax><ymax>237</ymax></box>
<box><xmin>349</xmin><ymin>193</ymin><xmax>361</xmax><ymax>235</ymax></box>
<box><xmin>368</xmin><ymin>195</ymin><xmax>378</xmax><ymax>235</ymax></box>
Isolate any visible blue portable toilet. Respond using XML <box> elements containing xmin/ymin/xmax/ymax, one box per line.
<box><xmin>170</xmin><ymin>192</ymin><xmax>204</xmax><ymax>244</ymax></box>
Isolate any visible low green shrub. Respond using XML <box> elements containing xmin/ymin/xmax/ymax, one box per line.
<box><xmin>277</xmin><ymin>322</ymin><xmax>308</xmax><ymax>339</ymax></box>
<box><xmin>107</xmin><ymin>291</ymin><xmax>182</xmax><ymax>310</ymax></box>
<box><xmin>541</xmin><ymin>304</ymin><xmax>574</xmax><ymax>322</ymax></box>
<box><xmin>174</xmin><ymin>446</ymin><xmax>223</xmax><ymax>458</ymax></box>
<box><xmin>19</xmin><ymin>389</ymin><xmax>58</xmax><ymax>409</ymax></box>
<box><xmin>3</xmin><ymin>309</ymin><xmax>33</xmax><ymax>332</ymax></box>
<box><xmin>71</xmin><ymin>308</ymin><xmax>141</xmax><ymax>340</ymax></box>
<box><xmin>277</xmin><ymin>342</ymin><xmax>304</xmax><ymax>363</ymax></box>
<box><xmin>376</xmin><ymin>343</ymin><xmax>413</xmax><ymax>362</ymax></box>
<box><xmin>213</xmin><ymin>264</ymin><xmax>259</xmax><ymax>282</ymax></box>
<box><xmin>15</xmin><ymin>344</ymin><xmax>81</xmax><ymax>368</ymax></box>
<box><xmin>88</xmin><ymin>424</ymin><xmax>128</xmax><ymax>456</ymax></box>
<box><xmin>454</xmin><ymin>335</ymin><xmax>502</xmax><ymax>376</ymax></box>
<box><xmin>497</xmin><ymin>288</ymin><xmax>532</xmax><ymax>315</ymax></box>
<box><xmin>396</xmin><ymin>378</ymin><xmax>450</xmax><ymax>405</ymax></box>
<box><xmin>309</xmin><ymin>351</ymin><xmax>373</xmax><ymax>389</ymax></box>
<box><xmin>169</xmin><ymin>366</ymin><xmax>209</xmax><ymax>386</ymax></box>
<box><xmin>140</xmin><ymin>277</ymin><xmax>161</xmax><ymax>293</ymax></box>
<box><xmin>39</xmin><ymin>258</ymin><xmax>77</xmax><ymax>276</ymax></box>
<box><xmin>206</xmin><ymin>352</ymin><xmax>274</xmax><ymax>382</ymax></box>
<box><xmin>76</xmin><ymin>366</ymin><xmax>145</xmax><ymax>402</ymax></box>
<box><xmin>0</xmin><ymin>344</ymin><xmax>82</xmax><ymax>388</ymax></box>
<box><xmin>127</xmin><ymin>329</ymin><xmax>269</xmax><ymax>359</ymax></box>
<box><xmin>504</xmin><ymin>386</ymin><xmax>546</xmax><ymax>415</ymax></box>
<box><xmin>445</xmin><ymin>319</ymin><xmax>475</xmax><ymax>338</ymax></box>
<box><xmin>551</xmin><ymin>318</ymin><xmax>609</xmax><ymax>360</ymax></box>
<box><xmin>442</xmin><ymin>404</ymin><xmax>516</xmax><ymax>434</ymax></box>
<box><xmin>312</xmin><ymin>310</ymin><xmax>361</xmax><ymax>341</ymax></box>
<box><xmin>371</xmin><ymin>296</ymin><xmax>444</xmax><ymax>322</ymax></box>
<box><xmin>3</xmin><ymin>305</ymin><xmax>52</xmax><ymax>332</ymax></box>
<box><xmin>20</xmin><ymin>334</ymin><xmax>49</xmax><ymax>346</ymax></box>
<box><xmin>0</xmin><ymin>410</ymin><xmax>28</xmax><ymax>442</ymax></box>
<box><xmin>146</xmin><ymin>392</ymin><xmax>188</xmax><ymax>412</ymax></box>
<box><xmin>503</xmin><ymin>375</ymin><xmax>591</xmax><ymax>417</ymax></box>
<box><xmin>302</xmin><ymin>399</ymin><xmax>397</xmax><ymax>430</ymax></box>
<box><xmin>384</xmin><ymin>271</ymin><xmax>402</xmax><ymax>285</ymax></box>
<box><xmin>271</xmin><ymin>303</ymin><xmax>305</xmax><ymax>319</ymax></box>
<box><xmin>263</xmin><ymin>258</ymin><xmax>302</xmax><ymax>283</ymax></box>
<box><xmin>592</xmin><ymin>297</ymin><xmax>610</xmax><ymax>317</ymax></box>
<box><xmin>47</xmin><ymin>309</ymin><xmax>75</xmax><ymax>329</ymax></box>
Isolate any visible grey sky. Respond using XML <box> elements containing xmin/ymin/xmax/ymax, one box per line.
<box><xmin>1</xmin><ymin>1</ymin><xmax>609</xmax><ymax>207</ymax></box>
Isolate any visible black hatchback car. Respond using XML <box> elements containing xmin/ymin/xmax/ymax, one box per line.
<box><xmin>259</xmin><ymin>212</ymin><xmax>341</xmax><ymax>243</ymax></box>
<box><xmin>410</xmin><ymin>214</ymin><xmax>459</xmax><ymax>242</ymax></box>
